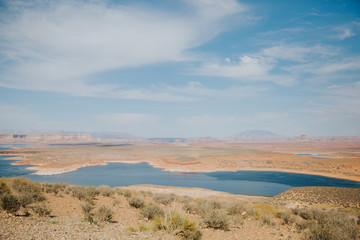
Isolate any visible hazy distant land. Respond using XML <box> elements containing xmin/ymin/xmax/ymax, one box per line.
<box><xmin>1</xmin><ymin>132</ymin><xmax>360</xmax><ymax>182</ymax></box>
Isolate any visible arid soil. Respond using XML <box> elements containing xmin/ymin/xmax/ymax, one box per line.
<box><xmin>2</xmin><ymin>178</ymin><xmax>359</xmax><ymax>240</ymax></box>
<box><xmin>1</xmin><ymin>142</ymin><xmax>360</xmax><ymax>181</ymax></box>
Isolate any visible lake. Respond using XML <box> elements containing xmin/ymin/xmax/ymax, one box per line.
<box><xmin>1</xmin><ymin>155</ymin><xmax>360</xmax><ymax>196</ymax></box>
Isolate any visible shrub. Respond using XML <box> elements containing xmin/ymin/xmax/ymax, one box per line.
<box><xmin>261</xmin><ymin>213</ymin><xmax>276</xmax><ymax>226</ymax></box>
<box><xmin>9</xmin><ymin>178</ymin><xmax>45</xmax><ymax>204</ymax></box>
<box><xmin>152</xmin><ymin>211</ymin><xmax>202</xmax><ymax>240</ymax></box>
<box><xmin>1</xmin><ymin>194</ymin><xmax>20</xmax><ymax>213</ymax></box>
<box><xmin>71</xmin><ymin>186</ymin><xmax>98</xmax><ymax>201</ymax></box>
<box><xmin>81</xmin><ymin>202</ymin><xmax>94</xmax><ymax>215</ymax></box>
<box><xmin>95</xmin><ymin>205</ymin><xmax>113</xmax><ymax>222</ymax></box>
<box><xmin>10</xmin><ymin>178</ymin><xmax>41</xmax><ymax>194</ymax></box>
<box><xmin>0</xmin><ymin>178</ymin><xmax>10</xmax><ymax>196</ymax></box>
<box><xmin>141</xmin><ymin>203</ymin><xmax>164</xmax><ymax>220</ymax></box>
<box><xmin>184</xmin><ymin>199</ymin><xmax>224</xmax><ymax>217</ymax></box>
<box><xmin>203</xmin><ymin>209</ymin><xmax>229</xmax><ymax>230</ymax></box>
<box><xmin>179</xmin><ymin>218</ymin><xmax>202</xmax><ymax>240</ymax></box>
<box><xmin>32</xmin><ymin>203</ymin><xmax>51</xmax><ymax>217</ymax></box>
<box><xmin>97</xmin><ymin>185</ymin><xmax>114</xmax><ymax>197</ymax></box>
<box><xmin>307</xmin><ymin>211</ymin><xmax>358</xmax><ymax>240</ymax></box>
<box><xmin>153</xmin><ymin>193</ymin><xmax>176</xmax><ymax>206</ymax></box>
<box><xmin>295</xmin><ymin>208</ymin><xmax>359</xmax><ymax>240</ymax></box>
<box><xmin>128</xmin><ymin>196</ymin><xmax>145</xmax><ymax>209</ymax></box>
<box><xmin>276</xmin><ymin>210</ymin><xmax>292</xmax><ymax>225</ymax></box>
<box><xmin>227</xmin><ymin>201</ymin><xmax>246</xmax><ymax>216</ymax></box>
<box><xmin>117</xmin><ymin>189</ymin><xmax>132</xmax><ymax>198</ymax></box>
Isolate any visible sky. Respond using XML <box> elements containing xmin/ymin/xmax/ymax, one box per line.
<box><xmin>0</xmin><ymin>0</ymin><xmax>360</xmax><ymax>138</ymax></box>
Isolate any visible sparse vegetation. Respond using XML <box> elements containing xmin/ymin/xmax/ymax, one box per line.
<box><xmin>97</xmin><ymin>185</ymin><xmax>114</xmax><ymax>197</ymax></box>
<box><xmin>128</xmin><ymin>195</ymin><xmax>145</xmax><ymax>208</ymax></box>
<box><xmin>95</xmin><ymin>205</ymin><xmax>113</xmax><ymax>222</ymax></box>
<box><xmin>140</xmin><ymin>203</ymin><xmax>164</xmax><ymax>220</ymax></box>
<box><xmin>0</xmin><ymin>177</ymin><xmax>359</xmax><ymax>240</ymax></box>
<box><xmin>32</xmin><ymin>203</ymin><xmax>51</xmax><ymax>217</ymax></box>
<box><xmin>203</xmin><ymin>209</ymin><xmax>229</xmax><ymax>230</ymax></box>
<box><xmin>294</xmin><ymin>208</ymin><xmax>359</xmax><ymax>240</ymax></box>
<box><xmin>152</xmin><ymin>193</ymin><xmax>176</xmax><ymax>205</ymax></box>
<box><xmin>153</xmin><ymin>210</ymin><xmax>202</xmax><ymax>240</ymax></box>
<box><xmin>71</xmin><ymin>185</ymin><xmax>98</xmax><ymax>201</ymax></box>
<box><xmin>1</xmin><ymin>194</ymin><xmax>20</xmax><ymax>213</ymax></box>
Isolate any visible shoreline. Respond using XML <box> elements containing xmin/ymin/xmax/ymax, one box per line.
<box><xmin>1</xmin><ymin>153</ymin><xmax>360</xmax><ymax>182</ymax></box>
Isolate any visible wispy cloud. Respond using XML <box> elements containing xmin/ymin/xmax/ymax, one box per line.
<box><xmin>262</xmin><ymin>45</ymin><xmax>338</xmax><ymax>62</ymax></box>
<box><xmin>193</xmin><ymin>55</ymin><xmax>296</xmax><ymax>85</ymax></box>
<box><xmin>0</xmin><ymin>0</ymin><xmax>245</xmax><ymax>98</ymax></box>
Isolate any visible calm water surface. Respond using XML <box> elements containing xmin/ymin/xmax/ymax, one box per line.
<box><xmin>1</xmin><ymin>154</ymin><xmax>359</xmax><ymax>196</ymax></box>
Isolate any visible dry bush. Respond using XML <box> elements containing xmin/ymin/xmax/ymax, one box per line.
<box><xmin>41</xmin><ymin>182</ymin><xmax>67</xmax><ymax>195</ymax></box>
<box><xmin>0</xmin><ymin>178</ymin><xmax>11</xmax><ymax>196</ymax></box>
<box><xmin>116</xmin><ymin>188</ymin><xmax>132</xmax><ymax>198</ymax></box>
<box><xmin>275</xmin><ymin>210</ymin><xmax>292</xmax><ymax>225</ymax></box>
<box><xmin>1</xmin><ymin>194</ymin><xmax>20</xmax><ymax>213</ymax></box>
<box><xmin>307</xmin><ymin>210</ymin><xmax>358</xmax><ymax>240</ymax></box>
<box><xmin>128</xmin><ymin>195</ymin><xmax>145</xmax><ymax>209</ymax></box>
<box><xmin>32</xmin><ymin>203</ymin><xmax>51</xmax><ymax>217</ymax></box>
<box><xmin>71</xmin><ymin>186</ymin><xmax>98</xmax><ymax>201</ymax></box>
<box><xmin>203</xmin><ymin>209</ymin><xmax>229</xmax><ymax>230</ymax></box>
<box><xmin>141</xmin><ymin>203</ymin><xmax>164</xmax><ymax>220</ymax></box>
<box><xmin>184</xmin><ymin>199</ymin><xmax>224</xmax><ymax>217</ymax></box>
<box><xmin>97</xmin><ymin>185</ymin><xmax>114</xmax><ymax>197</ymax></box>
<box><xmin>153</xmin><ymin>210</ymin><xmax>202</xmax><ymax>240</ymax></box>
<box><xmin>153</xmin><ymin>193</ymin><xmax>176</xmax><ymax>206</ymax></box>
<box><xmin>261</xmin><ymin>213</ymin><xmax>276</xmax><ymax>226</ymax></box>
<box><xmin>9</xmin><ymin>178</ymin><xmax>45</xmax><ymax>206</ymax></box>
<box><xmin>95</xmin><ymin>205</ymin><xmax>113</xmax><ymax>222</ymax></box>
<box><xmin>227</xmin><ymin>201</ymin><xmax>246</xmax><ymax>216</ymax></box>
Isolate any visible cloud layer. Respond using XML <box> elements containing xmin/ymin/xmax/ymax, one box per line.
<box><xmin>0</xmin><ymin>0</ymin><xmax>245</xmax><ymax>99</ymax></box>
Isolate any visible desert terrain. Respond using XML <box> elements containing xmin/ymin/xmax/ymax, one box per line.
<box><xmin>0</xmin><ymin>178</ymin><xmax>359</xmax><ymax>240</ymax></box>
<box><xmin>1</xmin><ymin>140</ymin><xmax>360</xmax><ymax>181</ymax></box>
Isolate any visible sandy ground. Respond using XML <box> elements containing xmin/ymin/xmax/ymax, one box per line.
<box><xmin>1</xmin><ymin>141</ymin><xmax>360</xmax><ymax>181</ymax></box>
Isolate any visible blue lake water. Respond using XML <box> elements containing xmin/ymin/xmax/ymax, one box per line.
<box><xmin>1</xmin><ymin>154</ymin><xmax>360</xmax><ymax>196</ymax></box>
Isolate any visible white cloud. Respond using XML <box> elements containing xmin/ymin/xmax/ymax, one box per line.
<box><xmin>194</xmin><ymin>55</ymin><xmax>296</xmax><ymax>85</ymax></box>
<box><xmin>262</xmin><ymin>45</ymin><xmax>338</xmax><ymax>62</ymax></box>
<box><xmin>0</xmin><ymin>0</ymin><xmax>245</xmax><ymax>98</ymax></box>
<box><xmin>333</xmin><ymin>27</ymin><xmax>354</xmax><ymax>40</ymax></box>
<box><xmin>285</xmin><ymin>57</ymin><xmax>360</xmax><ymax>75</ymax></box>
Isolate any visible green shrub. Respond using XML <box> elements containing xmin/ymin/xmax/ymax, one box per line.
<box><xmin>141</xmin><ymin>203</ymin><xmax>164</xmax><ymax>220</ymax></box>
<box><xmin>1</xmin><ymin>194</ymin><xmax>20</xmax><ymax>213</ymax></box>
<box><xmin>128</xmin><ymin>196</ymin><xmax>145</xmax><ymax>209</ymax></box>
<box><xmin>32</xmin><ymin>203</ymin><xmax>51</xmax><ymax>217</ymax></box>
<box><xmin>153</xmin><ymin>193</ymin><xmax>176</xmax><ymax>206</ymax></box>
<box><xmin>95</xmin><ymin>205</ymin><xmax>113</xmax><ymax>222</ymax></box>
<box><xmin>203</xmin><ymin>209</ymin><xmax>229</xmax><ymax>230</ymax></box>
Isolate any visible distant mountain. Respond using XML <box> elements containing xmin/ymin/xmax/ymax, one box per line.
<box><xmin>232</xmin><ymin>130</ymin><xmax>284</xmax><ymax>138</ymax></box>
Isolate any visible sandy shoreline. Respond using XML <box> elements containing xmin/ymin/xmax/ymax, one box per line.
<box><xmin>1</xmin><ymin>153</ymin><xmax>360</xmax><ymax>182</ymax></box>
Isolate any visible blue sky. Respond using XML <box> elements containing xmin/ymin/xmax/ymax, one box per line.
<box><xmin>0</xmin><ymin>0</ymin><xmax>359</xmax><ymax>137</ymax></box>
